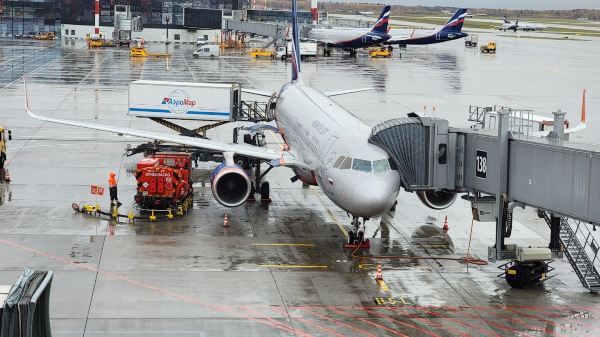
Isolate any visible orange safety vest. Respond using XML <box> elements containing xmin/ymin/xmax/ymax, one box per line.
<box><xmin>108</xmin><ymin>175</ymin><xmax>117</xmax><ymax>188</ymax></box>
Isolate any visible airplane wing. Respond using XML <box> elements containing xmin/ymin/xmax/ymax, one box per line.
<box><xmin>242</xmin><ymin>88</ymin><xmax>273</xmax><ymax>98</ymax></box>
<box><xmin>323</xmin><ymin>87</ymin><xmax>374</xmax><ymax>97</ymax></box>
<box><xmin>25</xmin><ymin>86</ymin><xmax>306</xmax><ymax>168</ymax></box>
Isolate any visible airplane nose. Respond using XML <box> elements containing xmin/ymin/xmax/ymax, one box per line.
<box><xmin>350</xmin><ymin>180</ymin><xmax>397</xmax><ymax>217</ymax></box>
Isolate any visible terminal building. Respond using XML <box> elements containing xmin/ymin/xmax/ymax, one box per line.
<box><xmin>0</xmin><ymin>0</ymin><xmax>322</xmax><ymax>42</ymax></box>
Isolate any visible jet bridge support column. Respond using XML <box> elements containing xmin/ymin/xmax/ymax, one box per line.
<box><xmin>493</xmin><ymin>110</ymin><xmax>510</xmax><ymax>262</ymax></box>
<box><xmin>549</xmin><ymin>215</ymin><xmax>561</xmax><ymax>251</ymax></box>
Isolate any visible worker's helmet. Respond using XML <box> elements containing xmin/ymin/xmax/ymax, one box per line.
<box><xmin>109</xmin><ymin>171</ymin><xmax>116</xmax><ymax>177</ymax></box>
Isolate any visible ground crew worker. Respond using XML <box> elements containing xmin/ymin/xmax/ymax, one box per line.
<box><xmin>108</xmin><ymin>172</ymin><xmax>121</xmax><ymax>207</ymax></box>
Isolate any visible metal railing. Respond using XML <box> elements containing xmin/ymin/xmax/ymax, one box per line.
<box><xmin>543</xmin><ymin>212</ymin><xmax>600</xmax><ymax>291</ymax></box>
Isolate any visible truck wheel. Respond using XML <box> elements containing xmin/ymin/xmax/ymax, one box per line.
<box><xmin>281</xmin><ymin>55</ymin><xmax>287</xmax><ymax>61</ymax></box>
<box><xmin>210</xmin><ymin>55</ymin><xmax>215</xmax><ymax>59</ymax></box>
<box><xmin>260</xmin><ymin>181</ymin><xmax>270</xmax><ymax>200</ymax></box>
<box><xmin>270</xmin><ymin>55</ymin><xmax>274</xmax><ymax>60</ymax></box>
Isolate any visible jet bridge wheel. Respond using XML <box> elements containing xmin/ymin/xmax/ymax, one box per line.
<box><xmin>505</xmin><ymin>261</ymin><xmax>548</xmax><ymax>289</ymax></box>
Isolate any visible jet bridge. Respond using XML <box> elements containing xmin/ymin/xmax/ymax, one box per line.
<box><xmin>370</xmin><ymin>110</ymin><xmax>600</xmax><ymax>291</ymax></box>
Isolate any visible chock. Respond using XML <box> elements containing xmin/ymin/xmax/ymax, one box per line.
<box><xmin>344</xmin><ymin>239</ymin><xmax>370</xmax><ymax>249</ymax></box>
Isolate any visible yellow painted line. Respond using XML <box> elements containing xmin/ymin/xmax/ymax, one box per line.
<box><xmin>377</xmin><ymin>279</ymin><xmax>390</xmax><ymax>293</ymax></box>
<box><xmin>252</xmin><ymin>243</ymin><xmax>316</xmax><ymax>247</ymax></box>
<box><xmin>311</xmin><ymin>190</ymin><xmax>349</xmax><ymax>238</ymax></box>
<box><xmin>258</xmin><ymin>264</ymin><xmax>328</xmax><ymax>269</ymax></box>
<box><xmin>265</xmin><ymin>131</ymin><xmax>348</xmax><ymax>239</ymax></box>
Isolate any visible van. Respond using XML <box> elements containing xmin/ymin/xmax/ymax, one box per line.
<box><xmin>192</xmin><ymin>44</ymin><xmax>220</xmax><ymax>59</ymax></box>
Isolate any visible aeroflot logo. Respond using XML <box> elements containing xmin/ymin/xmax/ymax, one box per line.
<box><xmin>161</xmin><ymin>89</ymin><xmax>196</xmax><ymax>114</ymax></box>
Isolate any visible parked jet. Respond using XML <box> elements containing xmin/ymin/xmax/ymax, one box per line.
<box><xmin>306</xmin><ymin>5</ymin><xmax>391</xmax><ymax>56</ymax></box>
<box><xmin>25</xmin><ymin>0</ymin><xmax>458</xmax><ymax>245</ymax></box>
<box><xmin>311</xmin><ymin>7</ymin><xmax>468</xmax><ymax>53</ymax></box>
<box><xmin>499</xmin><ymin>16</ymin><xmax>546</xmax><ymax>31</ymax></box>
<box><xmin>384</xmin><ymin>8</ymin><xmax>468</xmax><ymax>45</ymax></box>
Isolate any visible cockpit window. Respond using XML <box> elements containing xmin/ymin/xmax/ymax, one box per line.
<box><xmin>388</xmin><ymin>158</ymin><xmax>398</xmax><ymax>171</ymax></box>
<box><xmin>333</xmin><ymin>156</ymin><xmax>345</xmax><ymax>168</ymax></box>
<box><xmin>339</xmin><ymin>157</ymin><xmax>352</xmax><ymax>169</ymax></box>
<box><xmin>373</xmin><ymin>159</ymin><xmax>391</xmax><ymax>173</ymax></box>
<box><xmin>352</xmin><ymin>159</ymin><xmax>372</xmax><ymax>172</ymax></box>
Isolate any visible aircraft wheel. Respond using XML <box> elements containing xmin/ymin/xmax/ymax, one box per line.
<box><xmin>357</xmin><ymin>231</ymin><xmax>364</xmax><ymax>243</ymax></box>
<box><xmin>348</xmin><ymin>231</ymin><xmax>355</xmax><ymax>245</ymax></box>
<box><xmin>260</xmin><ymin>181</ymin><xmax>270</xmax><ymax>200</ymax></box>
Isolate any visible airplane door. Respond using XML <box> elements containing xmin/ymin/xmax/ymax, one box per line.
<box><xmin>436</xmin><ymin>32</ymin><xmax>441</xmax><ymax>40</ymax></box>
<box><xmin>362</xmin><ymin>35</ymin><xmax>367</xmax><ymax>43</ymax></box>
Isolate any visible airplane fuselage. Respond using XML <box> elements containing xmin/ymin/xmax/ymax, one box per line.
<box><xmin>306</xmin><ymin>29</ymin><xmax>390</xmax><ymax>49</ymax></box>
<box><xmin>274</xmin><ymin>83</ymin><xmax>400</xmax><ymax>218</ymax></box>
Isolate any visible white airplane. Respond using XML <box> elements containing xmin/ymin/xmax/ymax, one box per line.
<box><xmin>27</xmin><ymin>0</ymin><xmax>457</xmax><ymax>245</ymax></box>
<box><xmin>499</xmin><ymin>16</ymin><xmax>546</xmax><ymax>31</ymax></box>
<box><xmin>473</xmin><ymin>89</ymin><xmax>588</xmax><ymax>137</ymax></box>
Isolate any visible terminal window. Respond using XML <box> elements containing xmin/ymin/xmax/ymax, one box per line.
<box><xmin>174</xmin><ymin>34</ymin><xmax>180</xmax><ymax>41</ymax></box>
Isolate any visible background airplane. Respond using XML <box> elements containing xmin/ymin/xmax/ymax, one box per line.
<box><xmin>499</xmin><ymin>16</ymin><xmax>546</xmax><ymax>31</ymax></box>
<box><xmin>385</xmin><ymin>8</ymin><xmax>468</xmax><ymax>45</ymax></box>
<box><xmin>306</xmin><ymin>5</ymin><xmax>391</xmax><ymax>56</ymax></box>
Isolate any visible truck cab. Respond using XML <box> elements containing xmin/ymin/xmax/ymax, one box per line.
<box><xmin>0</xmin><ymin>127</ymin><xmax>11</xmax><ymax>170</ymax></box>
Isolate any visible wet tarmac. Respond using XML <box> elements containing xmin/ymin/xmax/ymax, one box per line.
<box><xmin>1</xmin><ymin>36</ymin><xmax>600</xmax><ymax>336</ymax></box>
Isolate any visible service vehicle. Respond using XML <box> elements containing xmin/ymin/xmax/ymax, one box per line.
<box><xmin>464</xmin><ymin>34</ymin><xmax>478</xmax><ymax>47</ymax></box>
<box><xmin>193</xmin><ymin>44</ymin><xmax>220</xmax><ymax>58</ymax></box>
<box><xmin>276</xmin><ymin>42</ymin><xmax>317</xmax><ymax>60</ymax></box>
<box><xmin>134</xmin><ymin>152</ymin><xmax>193</xmax><ymax>209</ymax></box>
<box><xmin>0</xmin><ymin>126</ymin><xmax>11</xmax><ymax>174</ymax></box>
<box><xmin>249</xmin><ymin>48</ymin><xmax>275</xmax><ymax>59</ymax></box>
<box><xmin>369</xmin><ymin>47</ymin><xmax>392</xmax><ymax>58</ymax></box>
<box><xmin>480</xmin><ymin>41</ymin><xmax>497</xmax><ymax>53</ymax></box>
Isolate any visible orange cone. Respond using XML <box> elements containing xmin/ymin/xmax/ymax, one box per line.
<box><xmin>442</xmin><ymin>215</ymin><xmax>449</xmax><ymax>231</ymax></box>
<box><xmin>375</xmin><ymin>264</ymin><xmax>383</xmax><ymax>281</ymax></box>
<box><xmin>223</xmin><ymin>213</ymin><xmax>229</xmax><ymax>227</ymax></box>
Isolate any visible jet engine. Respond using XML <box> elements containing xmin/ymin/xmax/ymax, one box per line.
<box><xmin>211</xmin><ymin>162</ymin><xmax>251</xmax><ymax>207</ymax></box>
<box><xmin>417</xmin><ymin>190</ymin><xmax>457</xmax><ymax>210</ymax></box>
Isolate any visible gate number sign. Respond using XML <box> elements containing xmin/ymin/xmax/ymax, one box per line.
<box><xmin>476</xmin><ymin>150</ymin><xmax>487</xmax><ymax>179</ymax></box>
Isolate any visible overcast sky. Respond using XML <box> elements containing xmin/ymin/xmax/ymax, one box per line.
<box><xmin>334</xmin><ymin>0</ymin><xmax>600</xmax><ymax>10</ymax></box>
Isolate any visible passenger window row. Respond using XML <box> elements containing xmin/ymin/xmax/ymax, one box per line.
<box><xmin>333</xmin><ymin>156</ymin><xmax>397</xmax><ymax>172</ymax></box>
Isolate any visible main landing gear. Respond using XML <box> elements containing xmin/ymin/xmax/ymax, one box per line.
<box><xmin>345</xmin><ymin>216</ymin><xmax>370</xmax><ymax>249</ymax></box>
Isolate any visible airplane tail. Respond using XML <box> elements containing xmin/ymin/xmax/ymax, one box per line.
<box><xmin>441</xmin><ymin>8</ymin><xmax>467</xmax><ymax>33</ymax></box>
<box><xmin>370</xmin><ymin>5</ymin><xmax>391</xmax><ymax>34</ymax></box>
<box><xmin>503</xmin><ymin>16</ymin><xmax>511</xmax><ymax>24</ymax></box>
<box><xmin>290</xmin><ymin>0</ymin><xmax>302</xmax><ymax>83</ymax></box>
<box><xmin>563</xmin><ymin>89</ymin><xmax>588</xmax><ymax>134</ymax></box>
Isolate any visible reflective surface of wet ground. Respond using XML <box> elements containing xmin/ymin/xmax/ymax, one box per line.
<box><xmin>1</xmin><ymin>36</ymin><xmax>600</xmax><ymax>336</ymax></box>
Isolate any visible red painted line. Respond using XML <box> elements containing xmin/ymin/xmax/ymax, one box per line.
<box><xmin>406</xmin><ymin>307</ymin><xmax>503</xmax><ymax>337</ymax></box>
<box><xmin>476</xmin><ymin>306</ymin><xmax>568</xmax><ymax>337</ymax></box>
<box><xmin>413</xmin><ymin>316</ymin><xmax>472</xmax><ymax>337</ymax></box>
<box><xmin>0</xmin><ymin>239</ymin><xmax>311</xmax><ymax>337</ymax></box>
<box><xmin>270</xmin><ymin>307</ymin><xmax>348</xmax><ymax>337</ymax></box>
<box><xmin>327</xmin><ymin>306</ymin><xmax>410</xmax><ymax>337</ymax></box>
<box><xmin>505</xmin><ymin>306</ymin><xmax>600</xmax><ymax>335</ymax></box>
<box><xmin>360</xmin><ymin>307</ymin><xmax>443</xmax><ymax>337</ymax></box>
<box><xmin>298</xmin><ymin>307</ymin><xmax>379</xmax><ymax>337</ymax></box>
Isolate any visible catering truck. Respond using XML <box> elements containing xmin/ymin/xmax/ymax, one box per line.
<box><xmin>276</xmin><ymin>41</ymin><xmax>317</xmax><ymax>61</ymax></box>
<box><xmin>128</xmin><ymin>80</ymin><xmax>241</xmax><ymax>121</ymax></box>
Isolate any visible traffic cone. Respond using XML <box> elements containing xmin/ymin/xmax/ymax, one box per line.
<box><xmin>442</xmin><ymin>215</ymin><xmax>449</xmax><ymax>231</ymax></box>
<box><xmin>3</xmin><ymin>169</ymin><xmax>10</xmax><ymax>182</ymax></box>
<box><xmin>223</xmin><ymin>213</ymin><xmax>229</xmax><ymax>227</ymax></box>
<box><xmin>375</xmin><ymin>264</ymin><xmax>383</xmax><ymax>281</ymax></box>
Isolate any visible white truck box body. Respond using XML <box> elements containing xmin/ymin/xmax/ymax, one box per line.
<box><xmin>277</xmin><ymin>42</ymin><xmax>317</xmax><ymax>58</ymax></box>
<box><xmin>128</xmin><ymin>80</ymin><xmax>239</xmax><ymax>121</ymax></box>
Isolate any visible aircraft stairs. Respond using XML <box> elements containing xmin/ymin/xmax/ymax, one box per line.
<box><xmin>542</xmin><ymin>212</ymin><xmax>600</xmax><ymax>292</ymax></box>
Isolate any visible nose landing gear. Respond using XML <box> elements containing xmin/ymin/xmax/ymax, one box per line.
<box><xmin>345</xmin><ymin>216</ymin><xmax>370</xmax><ymax>249</ymax></box>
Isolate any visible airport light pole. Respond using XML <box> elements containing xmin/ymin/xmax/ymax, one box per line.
<box><xmin>165</xmin><ymin>15</ymin><xmax>170</xmax><ymax>44</ymax></box>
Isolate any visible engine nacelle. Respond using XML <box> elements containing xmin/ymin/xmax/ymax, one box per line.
<box><xmin>417</xmin><ymin>190</ymin><xmax>457</xmax><ymax>210</ymax></box>
<box><xmin>211</xmin><ymin>163</ymin><xmax>251</xmax><ymax>207</ymax></box>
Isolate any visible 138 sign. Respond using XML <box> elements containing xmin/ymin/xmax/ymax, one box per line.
<box><xmin>476</xmin><ymin>150</ymin><xmax>487</xmax><ymax>179</ymax></box>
